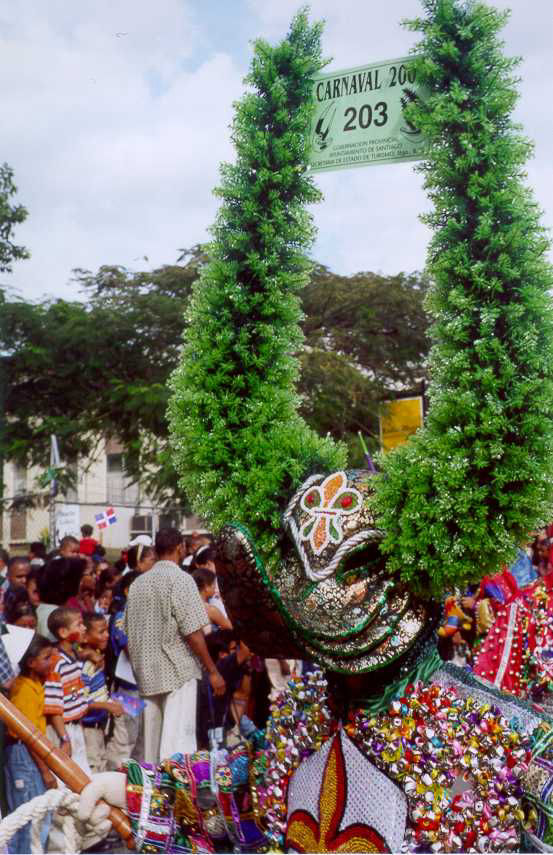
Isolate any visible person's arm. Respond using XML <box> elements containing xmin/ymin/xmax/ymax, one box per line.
<box><xmin>30</xmin><ymin>749</ymin><xmax>57</xmax><ymax>789</ymax></box>
<box><xmin>77</xmin><ymin>645</ymin><xmax>104</xmax><ymax>666</ymax></box>
<box><xmin>206</xmin><ymin>604</ymin><xmax>233</xmax><ymax>631</ymax></box>
<box><xmin>88</xmin><ymin>700</ymin><xmax>124</xmax><ymax>717</ymax></box>
<box><xmin>44</xmin><ymin>665</ymin><xmax>71</xmax><ymax>755</ymax></box>
<box><xmin>48</xmin><ymin>714</ymin><xmax>71</xmax><ymax>756</ymax></box>
<box><xmin>186</xmin><ymin>630</ymin><xmax>225</xmax><ymax>696</ymax></box>
<box><xmin>236</xmin><ymin>640</ymin><xmax>251</xmax><ymax>665</ymax></box>
<box><xmin>171</xmin><ymin>572</ymin><xmax>225</xmax><ymax>695</ymax></box>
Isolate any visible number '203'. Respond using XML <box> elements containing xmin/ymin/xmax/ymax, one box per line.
<box><xmin>343</xmin><ymin>102</ymin><xmax>388</xmax><ymax>132</ymax></box>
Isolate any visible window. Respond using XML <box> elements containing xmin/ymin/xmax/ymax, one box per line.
<box><xmin>64</xmin><ymin>459</ymin><xmax>79</xmax><ymax>503</ymax></box>
<box><xmin>13</xmin><ymin>464</ymin><xmax>26</xmax><ymax>496</ymax></box>
<box><xmin>10</xmin><ymin>463</ymin><xmax>27</xmax><ymax>541</ymax></box>
<box><xmin>130</xmin><ymin>515</ymin><xmax>153</xmax><ymax>539</ymax></box>
<box><xmin>106</xmin><ymin>453</ymin><xmax>139</xmax><ymax>505</ymax></box>
<box><xmin>10</xmin><ymin>510</ymin><xmax>26</xmax><ymax>542</ymax></box>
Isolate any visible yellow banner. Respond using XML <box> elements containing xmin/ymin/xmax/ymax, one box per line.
<box><xmin>379</xmin><ymin>397</ymin><xmax>423</xmax><ymax>452</ymax></box>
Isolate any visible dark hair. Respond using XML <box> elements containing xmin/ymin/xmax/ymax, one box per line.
<box><xmin>98</xmin><ymin>567</ymin><xmax>118</xmax><ymax>588</ymax></box>
<box><xmin>192</xmin><ymin>568</ymin><xmax>216</xmax><ymax>592</ymax></box>
<box><xmin>155</xmin><ymin>528</ymin><xmax>183</xmax><ymax>557</ymax></box>
<box><xmin>26</xmin><ymin>566</ymin><xmax>42</xmax><ymax>588</ymax></box>
<box><xmin>7</xmin><ymin>555</ymin><xmax>31</xmax><ymax>573</ymax></box>
<box><xmin>110</xmin><ymin>570</ymin><xmax>140</xmax><ymax>614</ymax></box>
<box><xmin>127</xmin><ymin>544</ymin><xmax>155</xmax><ymax>570</ymax></box>
<box><xmin>82</xmin><ymin>611</ymin><xmax>106</xmax><ymax>631</ymax></box>
<box><xmin>0</xmin><ymin>548</ymin><xmax>9</xmax><ymax>566</ymax></box>
<box><xmin>19</xmin><ymin>634</ymin><xmax>54</xmax><ymax>676</ymax></box>
<box><xmin>29</xmin><ymin>542</ymin><xmax>47</xmax><ymax>559</ymax></box>
<box><xmin>80</xmin><ymin>524</ymin><xmax>93</xmax><ymax>537</ymax></box>
<box><xmin>48</xmin><ymin>606</ymin><xmax>81</xmax><ymax>639</ymax></box>
<box><xmin>113</xmin><ymin>558</ymin><xmax>126</xmax><ymax>574</ymax></box>
<box><xmin>190</xmin><ymin>546</ymin><xmax>217</xmax><ymax>571</ymax></box>
<box><xmin>93</xmin><ymin>545</ymin><xmax>106</xmax><ymax>558</ymax></box>
<box><xmin>5</xmin><ymin>589</ymin><xmax>35</xmax><ymax>624</ymax></box>
<box><xmin>39</xmin><ymin>557</ymin><xmax>87</xmax><ymax>606</ymax></box>
<box><xmin>205</xmin><ymin>629</ymin><xmax>236</xmax><ymax>661</ymax></box>
<box><xmin>60</xmin><ymin>535</ymin><xmax>79</xmax><ymax>549</ymax></box>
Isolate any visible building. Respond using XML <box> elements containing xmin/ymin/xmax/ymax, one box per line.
<box><xmin>1</xmin><ymin>439</ymin><xmax>204</xmax><ymax>552</ymax></box>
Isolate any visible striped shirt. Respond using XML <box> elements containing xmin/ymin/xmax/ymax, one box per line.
<box><xmin>81</xmin><ymin>660</ymin><xmax>109</xmax><ymax>727</ymax></box>
<box><xmin>44</xmin><ymin>648</ymin><xmax>88</xmax><ymax>722</ymax></box>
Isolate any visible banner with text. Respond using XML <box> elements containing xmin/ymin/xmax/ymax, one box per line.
<box><xmin>55</xmin><ymin>503</ymin><xmax>81</xmax><ymax>541</ymax></box>
<box><xmin>309</xmin><ymin>57</ymin><xmax>428</xmax><ymax>172</ymax></box>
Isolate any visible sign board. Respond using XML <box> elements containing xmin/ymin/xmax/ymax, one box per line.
<box><xmin>379</xmin><ymin>397</ymin><xmax>423</xmax><ymax>452</ymax></box>
<box><xmin>309</xmin><ymin>56</ymin><xmax>428</xmax><ymax>172</ymax></box>
<box><xmin>55</xmin><ymin>503</ymin><xmax>80</xmax><ymax>541</ymax></box>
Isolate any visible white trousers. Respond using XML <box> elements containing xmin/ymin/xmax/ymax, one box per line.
<box><xmin>142</xmin><ymin>678</ymin><xmax>198</xmax><ymax>765</ymax></box>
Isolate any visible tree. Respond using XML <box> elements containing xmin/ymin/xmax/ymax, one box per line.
<box><xmin>168</xmin><ymin>11</ymin><xmax>346</xmax><ymax>560</ymax></box>
<box><xmin>299</xmin><ymin>266</ymin><xmax>429</xmax><ymax>460</ymax></box>
<box><xmin>1</xmin><ymin>249</ymin><xmax>430</xmax><ymax>511</ymax></box>
<box><xmin>373</xmin><ymin>0</ymin><xmax>553</xmax><ymax>598</ymax></box>
<box><xmin>0</xmin><ymin>251</ymin><xmax>204</xmax><ymax>510</ymax></box>
<box><xmin>0</xmin><ymin>163</ymin><xmax>29</xmax><ymax>274</ymax></box>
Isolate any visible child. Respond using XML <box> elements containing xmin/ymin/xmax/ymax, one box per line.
<box><xmin>44</xmin><ymin>606</ymin><xmax>91</xmax><ymax>775</ymax></box>
<box><xmin>192</xmin><ymin>568</ymin><xmax>233</xmax><ymax>634</ymax></box>
<box><xmin>26</xmin><ymin>566</ymin><xmax>41</xmax><ymax>608</ymax></box>
<box><xmin>94</xmin><ymin>582</ymin><xmax>113</xmax><ymax>615</ymax></box>
<box><xmin>196</xmin><ymin>632</ymin><xmax>251</xmax><ymax>750</ymax></box>
<box><xmin>4</xmin><ymin>588</ymin><xmax>37</xmax><ymax>629</ymax></box>
<box><xmin>5</xmin><ymin>634</ymin><xmax>56</xmax><ymax>853</ymax></box>
<box><xmin>80</xmin><ymin>612</ymin><xmax>124</xmax><ymax>773</ymax></box>
<box><xmin>106</xmin><ymin>571</ymin><xmax>144</xmax><ymax>769</ymax></box>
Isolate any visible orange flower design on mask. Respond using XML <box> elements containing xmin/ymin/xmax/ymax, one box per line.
<box><xmin>286</xmin><ymin>733</ymin><xmax>389</xmax><ymax>853</ymax></box>
<box><xmin>300</xmin><ymin>472</ymin><xmax>362</xmax><ymax>556</ymax></box>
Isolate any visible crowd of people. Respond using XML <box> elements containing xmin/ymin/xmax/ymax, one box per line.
<box><xmin>0</xmin><ymin>526</ymin><xmax>303</xmax><ymax>853</ymax></box>
<box><xmin>4</xmin><ymin>523</ymin><xmax>553</xmax><ymax>851</ymax></box>
<box><xmin>437</xmin><ymin>526</ymin><xmax>553</xmax><ymax>704</ymax></box>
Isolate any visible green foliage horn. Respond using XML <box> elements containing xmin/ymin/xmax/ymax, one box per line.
<box><xmin>168</xmin><ymin>10</ymin><xmax>345</xmax><ymax>563</ymax></box>
<box><xmin>373</xmin><ymin>0</ymin><xmax>553</xmax><ymax>598</ymax></box>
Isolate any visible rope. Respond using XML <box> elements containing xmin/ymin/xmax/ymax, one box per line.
<box><xmin>0</xmin><ymin>786</ymin><xmax>106</xmax><ymax>854</ymax></box>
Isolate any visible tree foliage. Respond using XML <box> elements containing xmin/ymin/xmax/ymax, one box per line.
<box><xmin>1</xmin><ymin>252</ymin><xmax>429</xmax><ymax>509</ymax></box>
<box><xmin>0</xmin><ymin>163</ymin><xmax>29</xmax><ymax>274</ymax></box>
<box><xmin>300</xmin><ymin>266</ymin><xmax>429</xmax><ymax>459</ymax></box>
<box><xmin>168</xmin><ymin>12</ymin><xmax>347</xmax><ymax>560</ymax></box>
<box><xmin>373</xmin><ymin>0</ymin><xmax>553</xmax><ymax>598</ymax></box>
<box><xmin>1</xmin><ymin>254</ymin><xmax>203</xmax><ymax>509</ymax></box>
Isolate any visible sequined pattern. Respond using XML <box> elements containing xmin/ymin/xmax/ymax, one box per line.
<box><xmin>216</xmin><ymin>470</ymin><xmax>431</xmax><ymax>674</ymax></box>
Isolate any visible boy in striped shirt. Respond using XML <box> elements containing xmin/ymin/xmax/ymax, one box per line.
<box><xmin>81</xmin><ymin>612</ymin><xmax>124</xmax><ymax>773</ymax></box>
<box><xmin>44</xmin><ymin>607</ymin><xmax>91</xmax><ymax>775</ymax></box>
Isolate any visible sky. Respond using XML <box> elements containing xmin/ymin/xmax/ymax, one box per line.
<box><xmin>1</xmin><ymin>0</ymin><xmax>552</xmax><ymax>303</ymax></box>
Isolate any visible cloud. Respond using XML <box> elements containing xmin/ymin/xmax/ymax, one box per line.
<box><xmin>246</xmin><ymin>0</ymin><xmax>553</xmax><ymax>276</ymax></box>
<box><xmin>2</xmin><ymin>0</ymin><xmax>552</xmax><ymax>300</ymax></box>
<box><xmin>1</xmin><ymin>0</ymin><xmax>243</xmax><ymax>301</ymax></box>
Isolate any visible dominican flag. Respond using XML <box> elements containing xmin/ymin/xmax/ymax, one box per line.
<box><xmin>95</xmin><ymin>507</ymin><xmax>117</xmax><ymax>530</ymax></box>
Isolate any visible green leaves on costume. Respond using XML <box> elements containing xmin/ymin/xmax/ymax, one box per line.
<box><xmin>168</xmin><ymin>11</ymin><xmax>345</xmax><ymax>563</ymax></box>
<box><xmin>373</xmin><ymin>0</ymin><xmax>553</xmax><ymax>598</ymax></box>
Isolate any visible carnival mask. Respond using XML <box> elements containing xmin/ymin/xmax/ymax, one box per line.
<box><xmin>216</xmin><ymin>470</ymin><xmax>433</xmax><ymax>674</ymax></box>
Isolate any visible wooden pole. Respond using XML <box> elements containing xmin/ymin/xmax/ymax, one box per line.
<box><xmin>0</xmin><ymin>694</ymin><xmax>134</xmax><ymax>849</ymax></box>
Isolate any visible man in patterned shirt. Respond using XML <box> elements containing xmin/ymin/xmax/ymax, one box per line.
<box><xmin>0</xmin><ymin>632</ymin><xmax>14</xmax><ymax>689</ymax></box>
<box><xmin>125</xmin><ymin>528</ymin><xmax>225</xmax><ymax>764</ymax></box>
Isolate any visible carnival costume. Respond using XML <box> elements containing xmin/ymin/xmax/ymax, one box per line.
<box><xmin>76</xmin><ymin>1</ymin><xmax>553</xmax><ymax>852</ymax></box>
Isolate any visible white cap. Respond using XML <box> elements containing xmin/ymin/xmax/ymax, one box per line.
<box><xmin>128</xmin><ymin>534</ymin><xmax>153</xmax><ymax>548</ymax></box>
